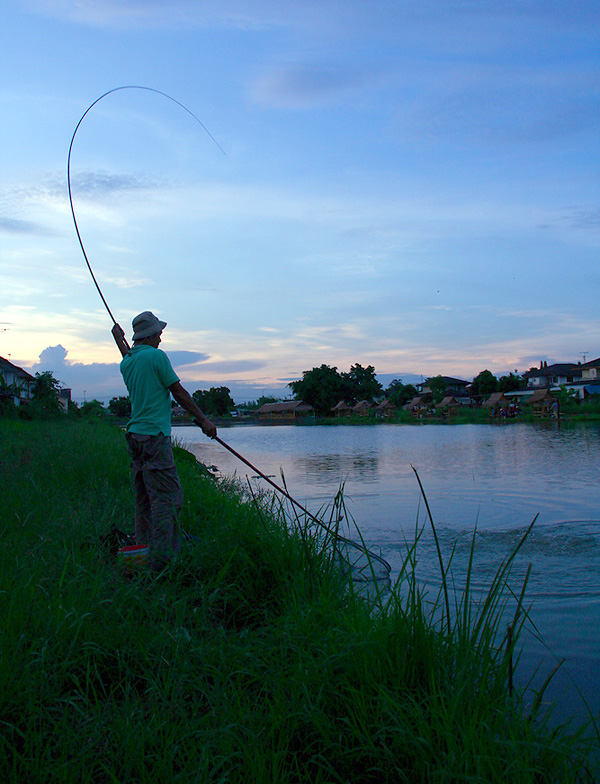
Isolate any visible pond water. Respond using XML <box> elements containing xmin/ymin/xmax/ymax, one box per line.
<box><xmin>175</xmin><ymin>421</ymin><xmax>600</xmax><ymax>728</ymax></box>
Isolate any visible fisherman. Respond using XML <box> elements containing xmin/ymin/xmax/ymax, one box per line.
<box><xmin>111</xmin><ymin>311</ymin><xmax>217</xmax><ymax>572</ymax></box>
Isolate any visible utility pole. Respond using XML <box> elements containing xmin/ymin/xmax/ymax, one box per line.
<box><xmin>580</xmin><ymin>352</ymin><xmax>589</xmax><ymax>363</ymax></box>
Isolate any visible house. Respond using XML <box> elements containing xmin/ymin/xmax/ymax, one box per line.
<box><xmin>256</xmin><ymin>401</ymin><xmax>314</xmax><ymax>421</ymax></box>
<box><xmin>523</xmin><ymin>362</ymin><xmax>582</xmax><ymax>389</ymax></box>
<box><xmin>417</xmin><ymin>376</ymin><xmax>470</xmax><ymax>396</ymax></box>
<box><xmin>580</xmin><ymin>357</ymin><xmax>600</xmax><ymax>382</ymax></box>
<box><xmin>572</xmin><ymin>357</ymin><xmax>600</xmax><ymax>398</ymax></box>
<box><xmin>0</xmin><ymin>356</ymin><xmax>35</xmax><ymax>406</ymax></box>
<box><xmin>58</xmin><ymin>388</ymin><xmax>72</xmax><ymax>413</ymax></box>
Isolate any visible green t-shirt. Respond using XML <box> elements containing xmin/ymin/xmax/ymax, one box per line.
<box><xmin>120</xmin><ymin>345</ymin><xmax>179</xmax><ymax>436</ymax></box>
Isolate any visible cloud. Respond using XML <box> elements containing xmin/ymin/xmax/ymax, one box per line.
<box><xmin>68</xmin><ymin>171</ymin><xmax>160</xmax><ymax>200</ymax></box>
<box><xmin>180</xmin><ymin>359</ymin><xmax>267</xmax><ymax>375</ymax></box>
<box><xmin>554</xmin><ymin>208</ymin><xmax>600</xmax><ymax>231</ymax></box>
<box><xmin>29</xmin><ymin>345</ymin><xmax>124</xmax><ymax>402</ymax></box>
<box><xmin>25</xmin><ymin>0</ymin><xmax>319</xmax><ymax>30</ymax></box>
<box><xmin>167</xmin><ymin>350</ymin><xmax>211</xmax><ymax>368</ymax></box>
<box><xmin>0</xmin><ymin>217</ymin><xmax>54</xmax><ymax>236</ymax></box>
<box><xmin>25</xmin><ymin>345</ymin><xmax>273</xmax><ymax>403</ymax></box>
<box><xmin>249</xmin><ymin>63</ymin><xmax>377</xmax><ymax>108</ymax></box>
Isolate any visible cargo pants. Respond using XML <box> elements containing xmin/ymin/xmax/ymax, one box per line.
<box><xmin>125</xmin><ymin>432</ymin><xmax>183</xmax><ymax>571</ymax></box>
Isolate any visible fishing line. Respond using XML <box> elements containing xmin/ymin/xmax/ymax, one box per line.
<box><xmin>67</xmin><ymin>85</ymin><xmax>226</xmax><ymax>329</ymax></box>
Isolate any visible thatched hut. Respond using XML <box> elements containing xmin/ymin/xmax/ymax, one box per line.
<box><xmin>352</xmin><ymin>400</ymin><xmax>373</xmax><ymax>417</ymax></box>
<box><xmin>482</xmin><ymin>392</ymin><xmax>510</xmax><ymax>409</ymax></box>
<box><xmin>526</xmin><ymin>389</ymin><xmax>557</xmax><ymax>418</ymax></box>
<box><xmin>405</xmin><ymin>395</ymin><xmax>429</xmax><ymax>418</ymax></box>
<box><xmin>482</xmin><ymin>392</ymin><xmax>510</xmax><ymax>418</ymax></box>
<box><xmin>256</xmin><ymin>401</ymin><xmax>314</xmax><ymax>421</ymax></box>
<box><xmin>374</xmin><ymin>399</ymin><xmax>396</xmax><ymax>418</ymax></box>
<box><xmin>330</xmin><ymin>400</ymin><xmax>352</xmax><ymax>418</ymax></box>
<box><xmin>436</xmin><ymin>396</ymin><xmax>460</xmax><ymax>418</ymax></box>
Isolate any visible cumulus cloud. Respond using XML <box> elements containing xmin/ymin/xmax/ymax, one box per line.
<box><xmin>30</xmin><ymin>345</ymin><xmax>124</xmax><ymax>402</ymax></box>
<box><xmin>27</xmin><ymin>345</ymin><xmax>274</xmax><ymax>403</ymax></box>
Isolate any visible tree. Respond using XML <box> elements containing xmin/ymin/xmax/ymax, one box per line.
<box><xmin>80</xmin><ymin>399</ymin><xmax>106</xmax><ymax>418</ymax></box>
<box><xmin>192</xmin><ymin>387</ymin><xmax>235</xmax><ymax>417</ymax></box>
<box><xmin>471</xmin><ymin>370</ymin><xmax>498</xmax><ymax>398</ymax></box>
<box><xmin>386</xmin><ymin>379</ymin><xmax>417</xmax><ymax>408</ymax></box>
<box><xmin>497</xmin><ymin>372</ymin><xmax>525</xmax><ymax>393</ymax></box>
<box><xmin>31</xmin><ymin>371</ymin><xmax>63</xmax><ymax>416</ymax></box>
<box><xmin>288</xmin><ymin>365</ymin><xmax>347</xmax><ymax>416</ymax></box>
<box><xmin>427</xmin><ymin>376</ymin><xmax>448</xmax><ymax>404</ymax></box>
<box><xmin>342</xmin><ymin>364</ymin><xmax>383</xmax><ymax>402</ymax></box>
<box><xmin>108</xmin><ymin>396</ymin><xmax>132</xmax><ymax>418</ymax></box>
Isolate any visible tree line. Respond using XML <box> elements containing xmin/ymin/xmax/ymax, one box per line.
<box><xmin>1</xmin><ymin>366</ymin><xmax>529</xmax><ymax>422</ymax></box>
<box><xmin>288</xmin><ymin>364</ymin><xmax>528</xmax><ymax>416</ymax></box>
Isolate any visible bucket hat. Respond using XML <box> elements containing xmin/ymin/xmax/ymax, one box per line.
<box><xmin>132</xmin><ymin>311</ymin><xmax>167</xmax><ymax>340</ymax></box>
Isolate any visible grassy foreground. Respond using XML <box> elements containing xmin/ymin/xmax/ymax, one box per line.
<box><xmin>0</xmin><ymin>419</ymin><xmax>596</xmax><ymax>783</ymax></box>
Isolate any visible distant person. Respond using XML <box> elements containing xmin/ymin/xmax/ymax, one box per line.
<box><xmin>112</xmin><ymin>311</ymin><xmax>216</xmax><ymax>572</ymax></box>
<box><xmin>551</xmin><ymin>399</ymin><xmax>560</xmax><ymax>420</ymax></box>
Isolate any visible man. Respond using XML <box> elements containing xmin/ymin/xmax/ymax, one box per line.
<box><xmin>112</xmin><ymin>311</ymin><xmax>216</xmax><ymax>572</ymax></box>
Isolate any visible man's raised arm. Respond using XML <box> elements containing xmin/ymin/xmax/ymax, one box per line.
<box><xmin>111</xmin><ymin>324</ymin><xmax>130</xmax><ymax>358</ymax></box>
<box><xmin>169</xmin><ymin>381</ymin><xmax>217</xmax><ymax>438</ymax></box>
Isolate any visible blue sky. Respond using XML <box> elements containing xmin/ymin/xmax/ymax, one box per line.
<box><xmin>2</xmin><ymin>0</ymin><xmax>599</xmax><ymax>402</ymax></box>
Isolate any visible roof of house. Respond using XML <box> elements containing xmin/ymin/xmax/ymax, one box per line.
<box><xmin>0</xmin><ymin>356</ymin><xmax>35</xmax><ymax>381</ymax></box>
<box><xmin>580</xmin><ymin>357</ymin><xmax>600</xmax><ymax>369</ymax></box>
<box><xmin>420</xmin><ymin>376</ymin><xmax>469</xmax><ymax>387</ymax></box>
<box><xmin>524</xmin><ymin>363</ymin><xmax>581</xmax><ymax>378</ymax></box>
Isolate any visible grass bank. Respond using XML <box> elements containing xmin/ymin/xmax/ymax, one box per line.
<box><xmin>0</xmin><ymin>419</ymin><xmax>596</xmax><ymax>783</ymax></box>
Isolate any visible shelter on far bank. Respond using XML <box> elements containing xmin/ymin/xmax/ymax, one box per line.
<box><xmin>352</xmin><ymin>400</ymin><xmax>372</xmax><ymax>417</ymax></box>
<box><xmin>436</xmin><ymin>396</ymin><xmax>460</xmax><ymax>417</ymax></box>
<box><xmin>482</xmin><ymin>392</ymin><xmax>511</xmax><ymax>418</ymax></box>
<box><xmin>405</xmin><ymin>395</ymin><xmax>430</xmax><ymax>418</ymax></box>
<box><xmin>526</xmin><ymin>389</ymin><xmax>557</xmax><ymax>418</ymax></box>
<box><xmin>482</xmin><ymin>392</ymin><xmax>510</xmax><ymax>409</ymax></box>
<box><xmin>374</xmin><ymin>399</ymin><xmax>396</xmax><ymax>418</ymax></box>
<box><xmin>331</xmin><ymin>400</ymin><xmax>352</xmax><ymax>417</ymax></box>
<box><xmin>256</xmin><ymin>401</ymin><xmax>314</xmax><ymax>421</ymax></box>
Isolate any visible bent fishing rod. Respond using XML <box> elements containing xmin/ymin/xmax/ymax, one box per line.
<box><xmin>68</xmin><ymin>87</ymin><xmax>389</xmax><ymax>575</ymax></box>
<box><xmin>67</xmin><ymin>85</ymin><xmax>226</xmax><ymax>346</ymax></box>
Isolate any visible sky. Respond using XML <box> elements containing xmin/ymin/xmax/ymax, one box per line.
<box><xmin>2</xmin><ymin>0</ymin><xmax>599</xmax><ymax>403</ymax></box>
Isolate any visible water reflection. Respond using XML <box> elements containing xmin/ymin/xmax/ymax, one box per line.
<box><xmin>178</xmin><ymin>422</ymin><xmax>600</xmax><ymax>727</ymax></box>
<box><xmin>293</xmin><ymin>452</ymin><xmax>379</xmax><ymax>485</ymax></box>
